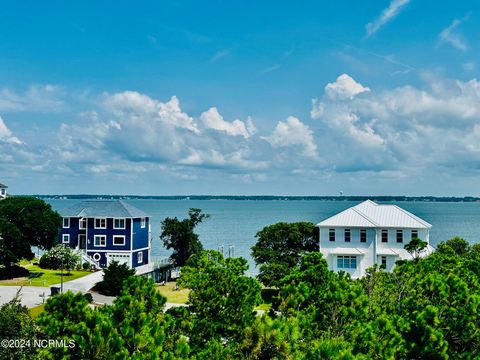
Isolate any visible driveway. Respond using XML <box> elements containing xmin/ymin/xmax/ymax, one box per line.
<box><xmin>51</xmin><ymin>271</ymin><xmax>103</xmax><ymax>293</ymax></box>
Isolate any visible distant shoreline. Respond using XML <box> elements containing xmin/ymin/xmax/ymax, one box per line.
<box><xmin>27</xmin><ymin>195</ymin><xmax>480</xmax><ymax>202</ymax></box>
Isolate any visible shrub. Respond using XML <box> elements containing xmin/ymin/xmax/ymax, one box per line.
<box><xmin>94</xmin><ymin>260</ymin><xmax>135</xmax><ymax>296</ymax></box>
<box><xmin>82</xmin><ymin>262</ymin><xmax>90</xmax><ymax>271</ymax></box>
<box><xmin>0</xmin><ymin>265</ymin><xmax>29</xmax><ymax>280</ymax></box>
<box><xmin>83</xmin><ymin>293</ymin><xmax>94</xmax><ymax>303</ymax></box>
<box><xmin>39</xmin><ymin>245</ymin><xmax>80</xmax><ymax>270</ymax></box>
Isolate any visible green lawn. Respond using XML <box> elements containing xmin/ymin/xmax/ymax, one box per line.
<box><xmin>156</xmin><ymin>282</ymin><xmax>190</xmax><ymax>304</ymax></box>
<box><xmin>156</xmin><ymin>281</ymin><xmax>272</xmax><ymax>311</ymax></box>
<box><xmin>29</xmin><ymin>304</ymin><xmax>45</xmax><ymax>318</ymax></box>
<box><xmin>0</xmin><ymin>261</ymin><xmax>92</xmax><ymax>287</ymax></box>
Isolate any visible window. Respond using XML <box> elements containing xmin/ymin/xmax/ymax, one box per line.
<box><xmin>140</xmin><ymin>218</ymin><xmax>146</xmax><ymax>228</ymax></box>
<box><xmin>396</xmin><ymin>230</ymin><xmax>403</xmax><ymax>243</ymax></box>
<box><xmin>329</xmin><ymin>229</ymin><xmax>335</xmax><ymax>242</ymax></box>
<box><xmin>63</xmin><ymin>218</ymin><xmax>70</xmax><ymax>228</ymax></box>
<box><xmin>95</xmin><ymin>218</ymin><xmax>106</xmax><ymax>229</ymax></box>
<box><xmin>1</xmin><ymin>189</ymin><xmax>4</xmax><ymax>195</ymax></box>
<box><xmin>381</xmin><ymin>256</ymin><xmax>387</xmax><ymax>269</ymax></box>
<box><xmin>411</xmin><ymin>230</ymin><xmax>418</xmax><ymax>240</ymax></box>
<box><xmin>344</xmin><ymin>229</ymin><xmax>351</xmax><ymax>242</ymax></box>
<box><xmin>137</xmin><ymin>251</ymin><xmax>143</xmax><ymax>264</ymax></box>
<box><xmin>62</xmin><ymin>234</ymin><xmax>70</xmax><ymax>244</ymax></box>
<box><xmin>93</xmin><ymin>253</ymin><xmax>101</xmax><ymax>261</ymax></box>
<box><xmin>381</xmin><ymin>230</ymin><xmax>388</xmax><ymax>243</ymax></box>
<box><xmin>113</xmin><ymin>235</ymin><xmax>125</xmax><ymax>246</ymax></box>
<box><xmin>94</xmin><ymin>235</ymin><xmax>106</xmax><ymax>247</ymax></box>
<box><xmin>360</xmin><ymin>229</ymin><xmax>367</xmax><ymax>243</ymax></box>
<box><xmin>79</xmin><ymin>218</ymin><xmax>87</xmax><ymax>230</ymax></box>
<box><xmin>114</xmin><ymin>218</ymin><xmax>126</xmax><ymax>229</ymax></box>
<box><xmin>337</xmin><ymin>256</ymin><xmax>357</xmax><ymax>269</ymax></box>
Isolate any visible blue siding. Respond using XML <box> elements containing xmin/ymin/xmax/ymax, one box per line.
<box><xmin>132</xmin><ymin>217</ymin><xmax>149</xmax><ymax>250</ymax></box>
<box><xmin>58</xmin><ymin>217</ymin><xmax>86</xmax><ymax>248</ymax></box>
<box><xmin>59</xmin><ymin>216</ymin><xmax>150</xmax><ymax>269</ymax></box>
<box><xmin>132</xmin><ymin>249</ymin><xmax>149</xmax><ymax>268</ymax></box>
<box><xmin>86</xmin><ymin>218</ymin><xmax>132</xmax><ymax>251</ymax></box>
<box><xmin>87</xmin><ymin>251</ymin><xmax>107</xmax><ymax>268</ymax></box>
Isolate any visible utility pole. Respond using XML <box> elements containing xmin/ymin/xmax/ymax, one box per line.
<box><xmin>60</xmin><ymin>250</ymin><xmax>64</xmax><ymax>293</ymax></box>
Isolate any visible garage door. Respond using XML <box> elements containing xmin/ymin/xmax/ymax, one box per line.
<box><xmin>107</xmin><ymin>253</ymin><xmax>131</xmax><ymax>267</ymax></box>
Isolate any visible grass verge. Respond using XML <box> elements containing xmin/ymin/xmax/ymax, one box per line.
<box><xmin>0</xmin><ymin>261</ymin><xmax>92</xmax><ymax>287</ymax></box>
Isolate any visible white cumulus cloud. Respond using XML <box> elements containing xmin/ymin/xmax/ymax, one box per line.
<box><xmin>263</xmin><ymin>116</ymin><xmax>317</xmax><ymax>158</ymax></box>
<box><xmin>200</xmin><ymin>107</ymin><xmax>256</xmax><ymax>138</ymax></box>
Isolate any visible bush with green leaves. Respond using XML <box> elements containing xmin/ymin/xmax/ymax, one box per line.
<box><xmin>94</xmin><ymin>260</ymin><xmax>135</xmax><ymax>296</ymax></box>
<box><xmin>0</xmin><ymin>290</ymin><xmax>41</xmax><ymax>360</ymax></box>
<box><xmin>39</xmin><ymin>244</ymin><xmax>80</xmax><ymax>270</ymax></box>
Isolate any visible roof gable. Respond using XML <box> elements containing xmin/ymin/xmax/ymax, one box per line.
<box><xmin>0</xmin><ymin>183</ymin><xmax>7</xmax><ymax>188</ymax></box>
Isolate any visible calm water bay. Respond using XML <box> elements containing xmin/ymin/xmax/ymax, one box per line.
<box><xmin>46</xmin><ymin>199</ymin><xmax>480</xmax><ymax>275</ymax></box>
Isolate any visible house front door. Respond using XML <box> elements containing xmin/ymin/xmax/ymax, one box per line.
<box><xmin>79</xmin><ymin>234</ymin><xmax>86</xmax><ymax>249</ymax></box>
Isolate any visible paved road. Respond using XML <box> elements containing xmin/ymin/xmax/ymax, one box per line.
<box><xmin>0</xmin><ymin>286</ymin><xmax>49</xmax><ymax>308</ymax></box>
<box><xmin>0</xmin><ymin>271</ymin><xmax>104</xmax><ymax>309</ymax></box>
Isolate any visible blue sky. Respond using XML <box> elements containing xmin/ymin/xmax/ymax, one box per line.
<box><xmin>1</xmin><ymin>0</ymin><xmax>480</xmax><ymax>196</ymax></box>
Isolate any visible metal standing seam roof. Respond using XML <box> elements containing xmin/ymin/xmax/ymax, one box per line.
<box><xmin>60</xmin><ymin>200</ymin><xmax>149</xmax><ymax>218</ymax></box>
<box><xmin>0</xmin><ymin>183</ymin><xmax>7</xmax><ymax>188</ymax></box>
<box><xmin>317</xmin><ymin>200</ymin><xmax>432</xmax><ymax>229</ymax></box>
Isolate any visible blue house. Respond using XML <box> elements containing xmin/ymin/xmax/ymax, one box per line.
<box><xmin>58</xmin><ymin>200</ymin><xmax>151</xmax><ymax>269</ymax></box>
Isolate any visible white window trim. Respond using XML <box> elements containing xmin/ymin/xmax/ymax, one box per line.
<box><xmin>337</xmin><ymin>255</ymin><xmax>357</xmax><ymax>269</ymax></box>
<box><xmin>411</xmin><ymin>230</ymin><xmax>418</xmax><ymax>240</ymax></box>
<box><xmin>140</xmin><ymin>218</ymin><xmax>146</xmax><ymax>228</ymax></box>
<box><xmin>360</xmin><ymin>229</ymin><xmax>367</xmax><ymax>243</ymax></box>
<box><xmin>94</xmin><ymin>218</ymin><xmax>107</xmax><ymax>229</ymax></box>
<box><xmin>396</xmin><ymin>229</ymin><xmax>403</xmax><ymax>243</ymax></box>
<box><xmin>137</xmin><ymin>251</ymin><xmax>143</xmax><ymax>264</ymax></box>
<box><xmin>113</xmin><ymin>218</ymin><xmax>126</xmax><ymax>230</ymax></box>
<box><xmin>113</xmin><ymin>235</ymin><xmax>126</xmax><ymax>246</ymax></box>
<box><xmin>79</xmin><ymin>218</ymin><xmax>87</xmax><ymax>230</ymax></box>
<box><xmin>92</xmin><ymin>253</ymin><xmax>101</xmax><ymax>261</ymax></box>
<box><xmin>344</xmin><ymin>228</ymin><xmax>351</xmax><ymax>242</ymax></box>
<box><xmin>381</xmin><ymin>229</ymin><xmax>388</xmax><ymax>243</ymax></box>
<box><xmin>63</xmin><ymin>218</ymin><xmax>70</xmax><ymax>229</ymax></box>
<box><xmin>94</xmin><ymin>235</ymin><xmax>107</xmax><ymax>247</ymax></box>
<box><xmin>62</xmin><ymin>234</ymin><xmax>70</xmax><ymax>244</ymax></box>
<box><xmin>329</xmin><ymin>229</ymin><xmax>335</xmax><ymax>242</ymax></box>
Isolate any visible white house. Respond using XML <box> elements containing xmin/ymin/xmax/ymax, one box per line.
<box><xmin>317</xmin><ymin>200</ymin><xmax>434</xmax><ymax>278</ymax></box>
<box><xmin>0</xmin><ymin>183</ymin><xmax>7</xmax><ymax>200</ymax></box>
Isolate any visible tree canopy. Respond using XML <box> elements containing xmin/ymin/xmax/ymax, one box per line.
<box><xmin>0</xmin><ymin>197</ymin><xmax>61</xmax><ymax>267</ymax></box>
<box><xmin>251</xmin><ymin>221</ymin><xmax>318</xmax><ymax>287</ymax></box>
<box><xmin>178</xmin><ymin>250</ymin><xmax>262</xmax><ymax>349</ymax></box>
<box><xmin>160</xmin><ymin>208</ymin><xmax>210</xmax><ymax>267</ymax></box>
<box><xmin>3</xmin><ymin>236</ymin><xmax>479</xmax><ymax>359</ymax></box>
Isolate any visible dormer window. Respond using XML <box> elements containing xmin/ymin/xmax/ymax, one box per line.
<box><xmin>63</xmin><ymin>218</ymin><xmax>70</xmax><ymax>228</ymax></box>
